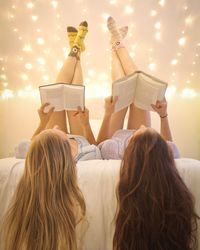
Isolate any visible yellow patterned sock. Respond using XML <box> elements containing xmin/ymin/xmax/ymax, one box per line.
<box><xmin>67</xmin><ymin>26</ymin><xmax>78</xmax><ymax>48</ymax></box>
<box><xmin>73</xmin><ymin>21</ymin><xmax>88</xmax><ymax>52</ymax></box>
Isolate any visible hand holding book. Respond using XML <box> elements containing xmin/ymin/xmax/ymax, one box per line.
<box><xmin>112</xmin><ymin>71</ymin><xmax>168</xmax><ymax>112</ymax></box>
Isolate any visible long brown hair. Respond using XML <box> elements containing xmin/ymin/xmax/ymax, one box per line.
<box><xmin>2</xmin><ymin>130</ymin><xmax>86</xmax><ymax>250</ymax></box>
<box><xmin>113</xmin><ymin>128</ymin><xmax>199</xmax><ymax>250</ymax></box>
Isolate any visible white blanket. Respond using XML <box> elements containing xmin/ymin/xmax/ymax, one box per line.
<box><xmin>0</xmin><ymin>158</ymin><xmax>200</xmax><ymax>250</ymax></box>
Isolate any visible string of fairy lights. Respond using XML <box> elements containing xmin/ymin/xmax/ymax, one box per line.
<box><xmin>0</xmin><ymin>0</ymin><xmax>200</xmax><ymax>100</ymax></box>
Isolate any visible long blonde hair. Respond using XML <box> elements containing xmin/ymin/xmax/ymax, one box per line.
<box><xmin>2</xmin><ymin>130</ymin><xmax>86</xmax><ymax>250</ymax></box>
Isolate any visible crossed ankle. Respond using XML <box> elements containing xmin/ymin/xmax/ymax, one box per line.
<box><xmin>112</xmin><ymin>41</ymin><xmax>125</xmax><ymax>50</ymax></box>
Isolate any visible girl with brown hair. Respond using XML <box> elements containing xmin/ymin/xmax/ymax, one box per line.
<box><xmin>114</xmin><ymin>127</ymin><xmax>199</xmax><ymax>250</ymax></box>
<box><xmin>98</xmin><ymin>16</ymin><xmax>199</xmax><ymax>250</ymax></box>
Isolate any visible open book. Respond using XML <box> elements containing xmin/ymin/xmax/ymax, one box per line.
<box><xmin>112</xmin><ymin>71</ymin><xmax>168</xmax><ymax>112</ymax></box>
<box><xmin>39</xmin><ymin>83</ymin><xmax>85</xmax><ymax>111</ymax></box>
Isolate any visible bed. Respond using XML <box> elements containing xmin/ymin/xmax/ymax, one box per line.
<box><xmin>0</xmin><ymin>157</ymin><xmax>200</xmax><ymax>249</ymax></box>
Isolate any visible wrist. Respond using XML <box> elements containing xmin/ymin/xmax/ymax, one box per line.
<box><xmin>160</xmin><ymin>114</ymin><xmax>168</xmax><ymax>119</ymax></box>
<box><xmin>39</xmin><ymin>122</ymin><xmax>47</xmax><ymax>128</ymax></box>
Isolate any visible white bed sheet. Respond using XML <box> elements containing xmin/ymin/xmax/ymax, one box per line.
<box><xmin>0</xmin><ymin>158</ymin><xmax>200</xmax><ymax>249</ymax></box>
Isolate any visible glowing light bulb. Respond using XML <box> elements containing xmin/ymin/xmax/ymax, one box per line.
<box><xmin>37</xmin><ymin>57</ymin><xmax>46</xmax><ymax>65</ymax></box>
<box><xmin>185</xmin><ymin>16</ymin><xmax>193</xmax><ymax>25</ymax></box>
<box><xmin>124</xmin><ymin>5</ymin><xmax>134</xmax><ymax>14</ymax></box>
<box><xmin>171</xmin><ymin>59</ymin><xmax>178</xmax><ymax>65</ymax></box>
<box><xmin>51</xmin><ymin>1</ymin><xmax>58</xmax><ymax>8</ymax></box>
<box><xmin>159</xmin><ymin>0</ymin><xmax>165</xmax><ymax>7</ymax></box>
<box><xmin>21</xmin><ymin>74</ymin><xmax>28</xmax><ymax>80</ymax></box>
<box><xmin>88</xmin><ymin>69</ymin><xmax>96</xmax><ymax>76</ymax></box>
<box><xmin>181</xmin><ymin>88</ymin><xmax>197</xmax><ymax>98</ymax></box>
<box><xmin>151</xmin><ymin>10</ymin><xmax>157</xmax><ymax>16</ymax></box>
<box><xmin>166</xmin><ymin>85</ymin><xmax>177</xmax><ymax>98</ymax></box>
<box><xmin>27</xmin><ymin>2</ymin><xmax>34</xmax><ymax>9</ymax></box>
<box><xmin>37</xmin><ymin>37</ymin><xmax>45</xmax><ymax>45</ymax></box>
<box><xmin>3</xmin><ymin>82</ymin><xmax>8</xmax><ymax>87</ymax></box>
<box><xmin>148</xmin><ymin>63</ymin><xmax>156</xmax><ymax>71</ymax></box>
<box><xmin>13</xmin><ymin>28</ymin><xmax>18</xmax><ymax>32</ymax></box>
<box><xmin>25</xmin><ymin>85</ymin><xmax>32</xmax><ymax>91</ymax></box>
<box><xmin>154</xmin><ymin>22</ymin><xmax>161</xmax><ymax>29</ymax></box>
<box><xmin>2</xmin><ymin>89</ymin><xmax>14</xmax><ymax>99</ymax></box>
<box><xmin>178</xmin><ymin>37</ymin><xmax>186</xmax><ymax>46</ymax></box>
<box><xmin>101</xmin><ymin>23</ymin><xmax>107</xmax><ymax>33</ymax></box>
<box><xmin>102</xmin><ymin>13</ymin><xmax>110</xmax><ymax>20</ymax></box>
<box><xmin>109</xmin><ymin>0</ymin><xmax>117</xmax><ymax>4</ymax></box>
<box><xmin>31</xmin><ymin>15</ymin><xmax>38</xmax><ymax>21</ymax></box>
<box><xmin>42</xmin><ymin>75</ymin><xmax>49</xmax><ymax>81</ymax></box>
<box><xmin>0</xmin><ymin>74</ymin><xmax>7</xmax><ymax>80</ymax></box>
<box><xmin>22</xmin><ymin>44</ymin><xmax>32</xmax><ymax>52</ymax></box>
<box><xmin>25</xmin><ymin>63</ymin><xmax>33</xmax><ymax>70</ymax></box>
<box><xmin>82</xmin><ymin>8</ymin><xmax>87</xmax><ymax>13</ymax></box>
<box><xmin>155</xmin><ymin>32</ymin><xmax>161</xmax><ymax>40</ymax></box>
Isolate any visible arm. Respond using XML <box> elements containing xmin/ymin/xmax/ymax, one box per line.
<box><xmin>97</xmin><ymin>96</ymin><xmax>118</xmax><ymax>144</ymax></box>
<box><xmin>151</xmin><ymin>99</ymin><xmax>172</xmax><ymax>141</ymax></box>
<box><xmin>74</xmin><ymin>107</ymin><xmax>96</xmax><ymax>145</ymax></box>
<box><xmin>32</xmin><ymin>103</ymin><xmax>55</xmax><ymax>139</ymax></box>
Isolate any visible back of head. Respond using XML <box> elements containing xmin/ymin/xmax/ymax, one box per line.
<box><xmin>114</xmin><ymin>128</ymin><xmax>199</xmax><ymax>250</ymax></box>
<box><xmin>2</xmin><ymin>130</ymin><xmax>85</xmax><ymax>250</ymax></box>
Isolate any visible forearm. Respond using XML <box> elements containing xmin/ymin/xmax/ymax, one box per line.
<box><xmin>31</xmin><ymin>123</ymin><xmax>46</xmax><ymax>140</ymax></box>
<box><xmin>160</xmin><ymin>116</ymin><xmax>173</xmax><ymax>141</ymax></box>
<box><xmin>97</xmin><ymin>114</ymin><xmax>111</xmax><ymax>144</ymax></box>
<box><xmin>82</xmin><ymin>124</ymin><xmax>96</xmax><ymax>145</ymax></box>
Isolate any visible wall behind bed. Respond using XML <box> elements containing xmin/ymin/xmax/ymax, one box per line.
<box><xmin>0</xmin><ymin>95</ymin><xmax>200</xmax><ymax>160</ymax></box>
<box><xmin>0</xmin><ymin>1</ymin><xmax>200</xmax><ymax>159</ymax></box>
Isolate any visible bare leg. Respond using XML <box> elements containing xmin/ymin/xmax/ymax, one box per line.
<box><xmin>45</xmin><ymin>56</ymin><xmax>78</xmax><ymax>133</ymax></box>
<box><xmin>116</xmin><ymin>47</ymin><xmax>151</xmax><ymax>129</ymax></box>
<box><xmin>67</xmin><ymin>59</ymin><xmax>85</xmax><ymax>136</ymax></box>
<box><xmin>109</xmin><ymin>50</ymin><xmax>128</xmax><ymax>137</ymax></box>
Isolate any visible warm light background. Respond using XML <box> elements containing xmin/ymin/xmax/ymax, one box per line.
<box><xmin>0</xmin><ymin>0</ymin><xmax>200</xmax><ymax>159</ymax></box>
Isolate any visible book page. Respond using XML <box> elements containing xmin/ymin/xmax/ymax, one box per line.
<box><xmin>134</xmin><ymin>75</ymin><xmax>167</xmax><ymax>110</ymax></box>
<box><xmin>112</xmin><ymin>74</ymin><xmax>137</xmax><ymax>112</ymax></box>
<box><xmin>64</xmin><ymin>85</ymin><xmax>84</xmax><ymax>111</ymax></box>
<box><xmin>40</xmin><ymin>84</ymin><xmax>64</xmax><ymax>111</ymax></box>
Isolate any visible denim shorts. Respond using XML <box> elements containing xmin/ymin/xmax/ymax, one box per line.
<box><xmin>15</xmin><ymin>135</ymin><xmax>102</xmax><ymax>161</ymax></box>
<box><xmin>68</xmin><ymin>135</ymin><xmax>102</xmax><ymax>162</ymax></box>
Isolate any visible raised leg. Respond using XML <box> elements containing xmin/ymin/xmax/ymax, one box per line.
<box><xmin>107</xmin><ymin>16</ymin><xmax>151</xmax><ymax>130</ymax></box>
<box><xmin>109</xmin><ymin>50</ymin><xmax>128</xmax><ymax>137</ymax></box>
<box><xmin>45</xmin><ymin>55</ymin><xmax>78</xmax><ymax>133</ymax></box>
<box><xmin>67</xmin><ymin>59</ymin><xmax>85</xmax><ymax>136</ymax></box>
<box><xmin>115</xmin><ymin>44</ymin><xmax>151</xmax><ymax>129</ymax></box>
<box><xmin>45</xmin><ymin>21</ymin><xmax>88</xmax><ymax>134</ymax></box>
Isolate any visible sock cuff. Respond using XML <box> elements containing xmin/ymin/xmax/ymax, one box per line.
<box><xmin>112</xmin><ymin>41</ymin><xmax>125</xmax><ymax>50</ymax></box>
<box><xmin>68</xmin><ymin>46</ymin><xmax>80</xmax><ymax>59</ymax></box>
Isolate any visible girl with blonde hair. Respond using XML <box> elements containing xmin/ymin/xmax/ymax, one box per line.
<box><xmin>2</xmin><ymin>21</ymin><xmax>96</xmax><ymax>250</ymax></box>
<box><xmin>2</xmin><ymin>129</ymin><xmax>86</xmax><ymax>250</ymax></box>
